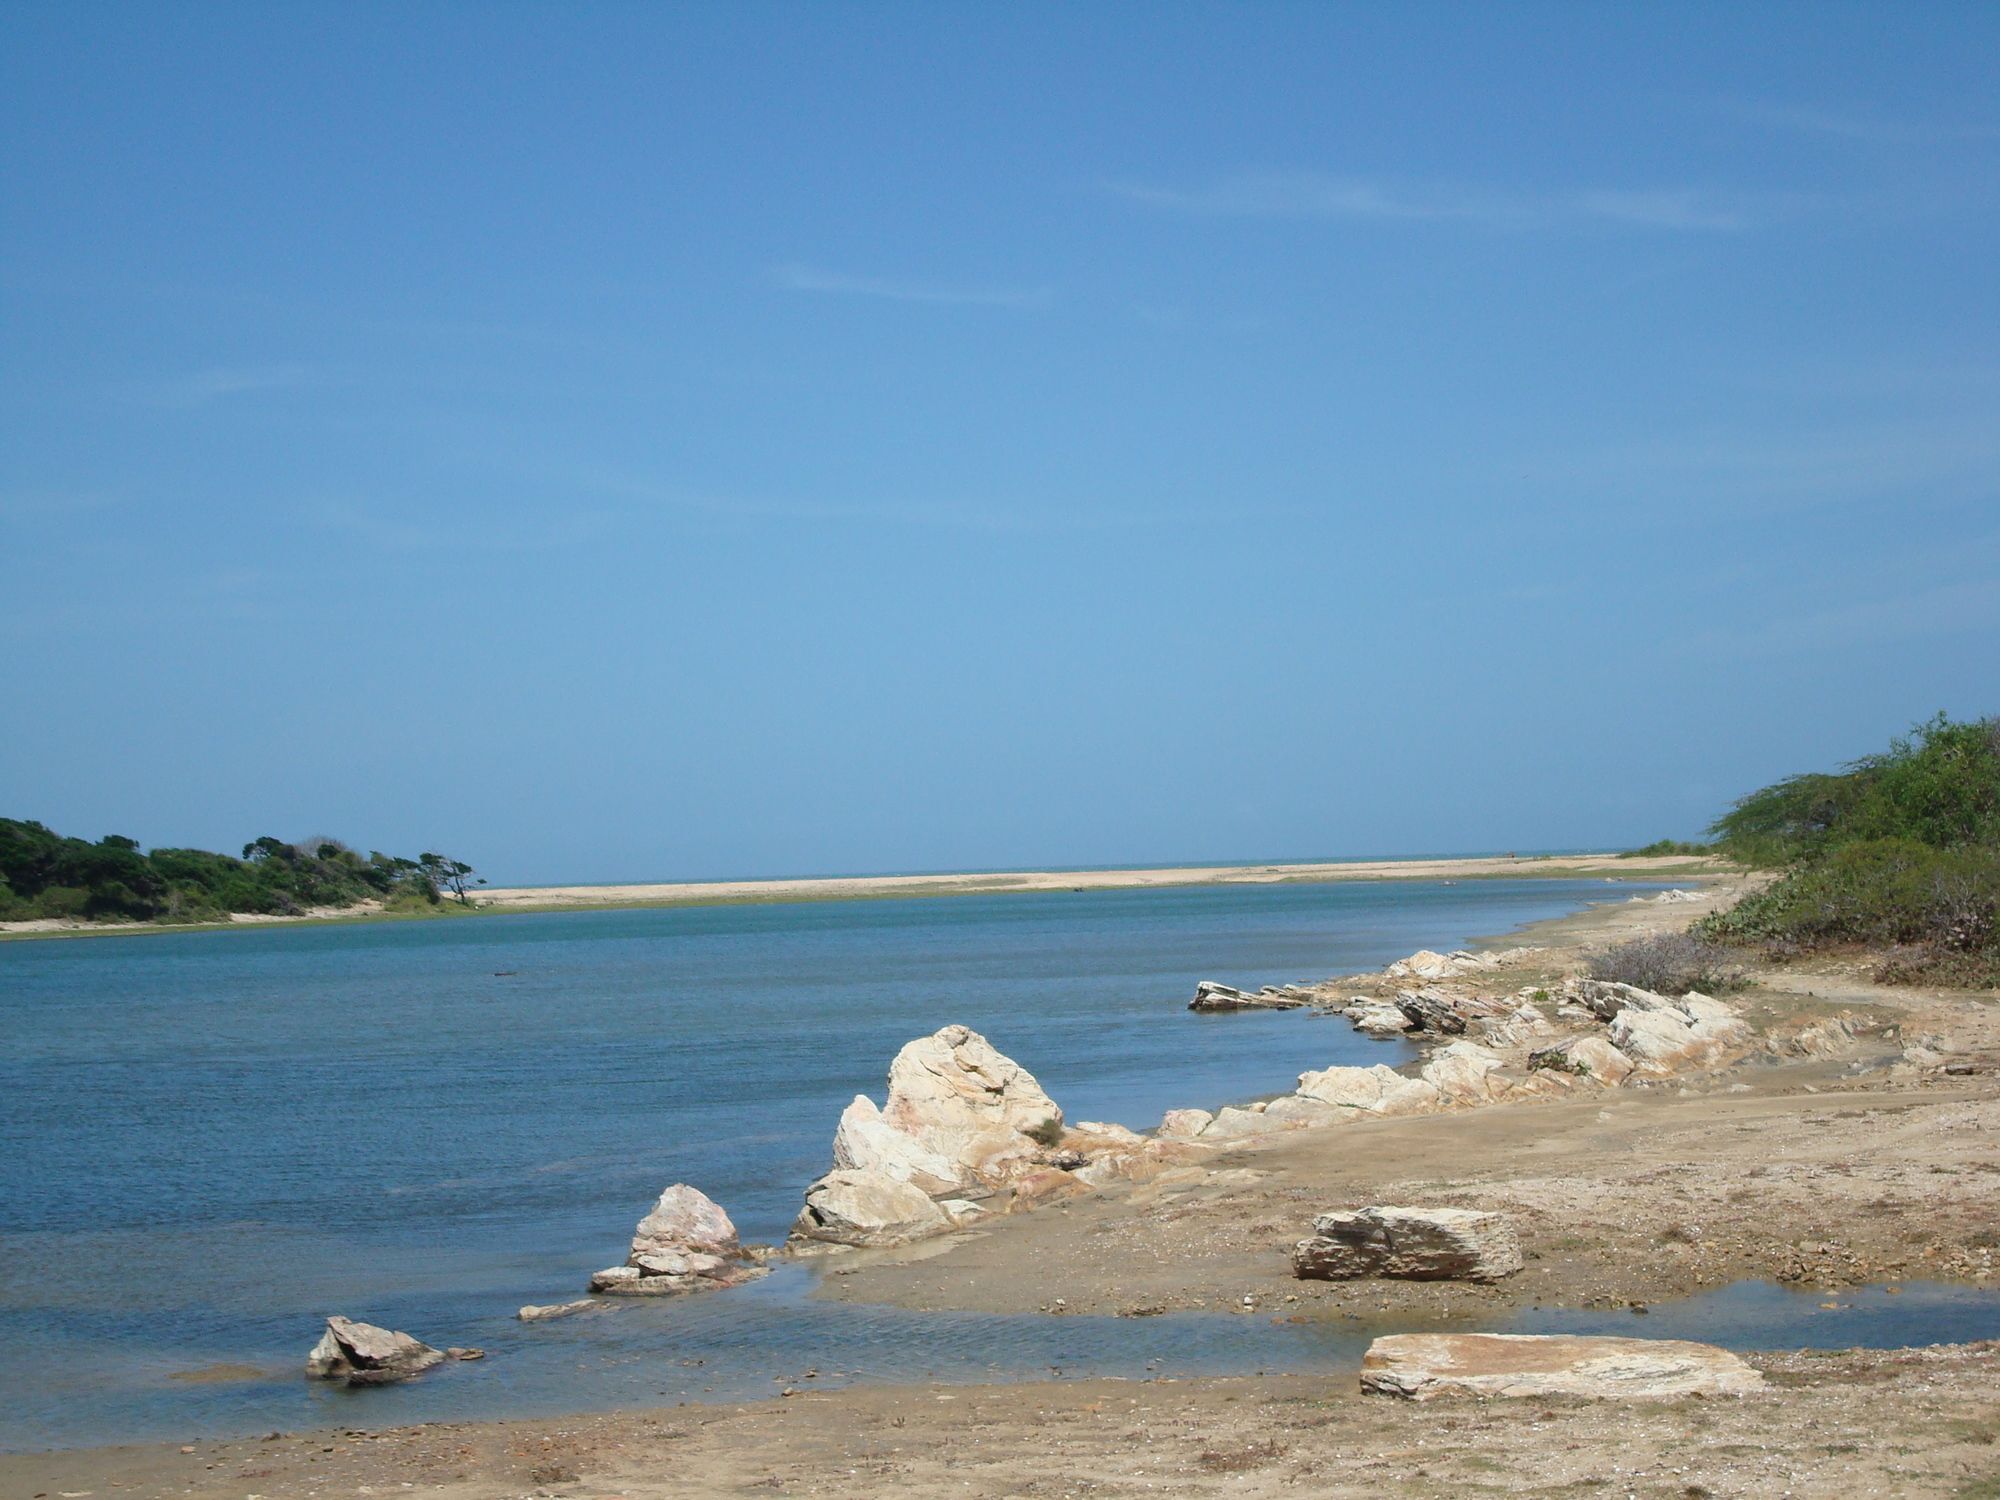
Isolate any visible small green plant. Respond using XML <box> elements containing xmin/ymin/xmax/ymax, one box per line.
<box><xmin>1528</xmin><ymin>1048</ymin><xmax>1591</xmax><ymax>1077</ymax></box>
<box><xmin>1621</xmin><ymin>838</ymin><xmax>1712</xmax><ymax>858</ymax></box>
<box><xmin>1024</xmin><ymin>1116</ymin><xmax>1065</xmax><ymax>1148</ymax></box>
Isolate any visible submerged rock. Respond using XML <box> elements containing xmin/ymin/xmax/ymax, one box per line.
<box><xmin>517</xmin><ymin>1299</ymin><xmax>599</xmax><ymax>1322</ymax></box>
<box><xmin>1293</xmin><ymin>1206</ymin><xmax>1522</xmax><ymax>1282</ymax></box>
<box><xmin>590</xmin><ymin>1183</ymin><xmax>767</xmax><ymax>1296</ymax></box>
<box><xmin>304</xmin><ymin>1316</ymin><xmax>446</xmax><ymax>1385</ymax></box>
<box><xmin>1360</xmin><ymin>1332</ymin><xmax>1764</xmax><ymax>1401</ymax></box>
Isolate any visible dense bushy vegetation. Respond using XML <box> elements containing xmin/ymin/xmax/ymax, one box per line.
<box><xmin>1619</xmin><ymin>838</ymin><xmax>1713</xmax><ymax>858</ymax></box>
<box><xmin>1586</xmin><ymin>932</ymin><xmax>1745</xmax><ymax>994</ymax></box>
<box><xmin>0</xmin><ymin>820</ymin><xmax>480</xmax><ymax>925</ymax></box>
<box><xmin>1699</xmin><ymin>715</ymin><xmax>1999</xmax><ymax>987</ymax></box>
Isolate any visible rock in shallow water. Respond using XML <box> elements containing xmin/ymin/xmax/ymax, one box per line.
<box><xmin>590</xmin><ymin>1183</ymin><xmax>767</xmax><ymax>1296</ymax></box>
<box><xmin>517</xmin><ymin>1299</ymin><xmax>599</xmax><ymax>1322</ymax></box>
<box><xmin>1361</xmin><ymin>1332</ymin><xmax>1765</xmax><ymax>1400</ymax></box>
<box><xmin>304</xmin><ymin>1316</ymin><xmax>446</xmax><ymax>1385</ymax></box>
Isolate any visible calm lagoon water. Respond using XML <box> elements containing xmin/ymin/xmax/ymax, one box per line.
<box><xmin>0</xmin><ymin>875</ymin><xmax>1682</xmax><ymax>1448</ymax></box>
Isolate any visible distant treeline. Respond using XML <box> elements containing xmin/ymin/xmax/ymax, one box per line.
<box><xmin>1692</xmin><ymin>713</ymin><xmax>1999</xmax><ymax>987</ymax></box>
<box><xmin>0</xmin><ymin>820</ymin><xmax>479</xmax><ymax>925</ymax></box>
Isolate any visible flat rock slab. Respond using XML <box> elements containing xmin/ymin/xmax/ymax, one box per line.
<box><xmin>1361</xmin><ymin>1333</ymin><xmax>1765</xmax><ymax>1401</ymax></box>
<box><xmin>1294</xmin><ymin>1205</ymin><xmax>1522</xmax><ymax>1282</ymax></box>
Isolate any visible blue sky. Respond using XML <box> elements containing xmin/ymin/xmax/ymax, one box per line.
<box><xmin>3</xmin><ymin>3</ymin><xmax>1996</xmax><ymax>883</ymax></box>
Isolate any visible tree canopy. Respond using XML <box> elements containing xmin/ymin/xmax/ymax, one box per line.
<box><xmin>0</xmin><ymin>820</ymin><xmax>479</xmax><ymax>924</ymax></box>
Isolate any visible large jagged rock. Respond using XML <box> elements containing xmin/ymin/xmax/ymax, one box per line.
<box><xmin>1157</xmin><ymin>1107</ymin><xmax>1216</xmax><ymax>1139</ymax></box>
<box><xmin>1572</xmin><ymin>978</ymin><xmax>1677</xmax><ymax>1021</ymax></box>
<box><xmin>1394</xmin><ymin>988</ymin><xmax>1518</xmax><ymax>1035</ymax></box>
<box><xmin>1342</xmin><ymin>997</ymin><xmax>1414</xmax><ymax>1037</ymax></box>
<box><xmin>1360</xmin><ymin>1333</ymin><xmax>1765</xmax><ymax>1401</ymax></box>
<box><xmin>1293</xmin><ymin>1063</ymin><xmax>1443</xmax><ymax>1117</ymax></box>
<box><xmin>1528</xmin><ymin>1034</ymin><xmax>1634</xmax><ymax>1084</ymax></box>
<box><xmin>1384</xmin><ymin>949</ymin><xmax>1458</xmax><ymax>980</ymax></box>
<box><xmin>796</xmin><ymin>1026</ymin><xmax>1194</xmax><ymax>1246</ymax></box>
<box><xmin>305</xmin><ymin>1316</ymin><xmax>446</xmax><ymax>1385</ymax></box>
<box><xmin>877</xmin><ymin>1024</ymin><xmax>1062</xmax><ymax>1189</ymax></box>
<box><xmin>1293</xmin><ymin>1206</ymin><xmax>1522</xmax><ymax>1282</ymax></box>
<box><xmin>832</xmin><ymin>1095</ymin><xmax>964</xmax><ymax>1194</ymax></box>
<box><xmin>792</xmin><ymin>1167</ymin><xmax>950</xmax><ymax>1246</ymax></box>
<box><xmin>590</xmin><ymin>1184</ymin><xmax>766</xmax><ymax>1296</ymax></box>
<box><xmin>1609</xmin><ymin>994</ymin><xmax>1754</xmax><ymax>1074</ymax></box>
<box><xmin>1419</xmin><ymin>1041</ymin><xmax>1512</xmax><ymax>1105</ymax></box>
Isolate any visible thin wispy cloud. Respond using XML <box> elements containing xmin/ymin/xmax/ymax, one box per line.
<box><xmin>1109</xmin><ymin>171</ymin><xmax>1759</xmax><ymax>232</ymax></box>
<box><xmin>774</xmin><ymin>264</ymin><xmax>1052</xmax><ymax>310</ymax></box>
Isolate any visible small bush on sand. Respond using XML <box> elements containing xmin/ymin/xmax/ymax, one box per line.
<box><xmin>1585</xmin><ymin>932</ymin><xmax>1745</xmax><ymax>995</ymax></box>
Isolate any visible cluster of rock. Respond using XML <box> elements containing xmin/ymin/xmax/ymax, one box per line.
<box><xmin>1162</xmin><ymin>972</ymin><xmax>1758</xmax><ymax>1146</ymax></box>
<box><xmin>304</xmin><ymin>1316</ymin><xmax>478</xmax><ymax>1385</ymax></box>
<box><xmin>589</xmin><ymin>1184</ymin><xmax>768</xmax><ymax>1296</ymax></box>
<box><xmin>1278</xmin><ymin>1202</ymin><xmax>1762</xmax><ymax>1403</ymax></box>
<box><xmin>791</xmin><ymin>1024</ymin><xmax>1192</xmax><ymax>1248</ymax></box>
<box><xmin>1293</xmin><ymin>1205</ymin><xmax>1522</xmax><ymax>1282</ymax></box>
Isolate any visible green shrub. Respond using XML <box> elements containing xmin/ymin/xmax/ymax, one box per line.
<box><xmin>1699</xmin><ymin>838</ymin><xmax>1998</xmax><ymax>985</ymax></box>
<box><xmin>34</xmin><ymin>886</ymin><xmax>91</xmax><ymax>919</ymax></box>
<box><xmin>1620</xmin><ymin>839</ymin><xmax>1712</xmax><ymax>858</ymax></box>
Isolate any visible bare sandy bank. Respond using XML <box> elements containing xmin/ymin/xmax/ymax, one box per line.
<box><xmin>475</xmin><ymin>851</ymin><xmax>1727</xmax><ymax>912</ymax></box>
<box><xmin>0</xmin><ymin>852</ymin><xmax>1727</xmax><ymax>941</ymax></box>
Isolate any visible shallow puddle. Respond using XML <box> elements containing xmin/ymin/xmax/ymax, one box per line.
<box><xmin>11</xmin><ymin>1271</ymin><xmax>1998</xmax><ymax>1452</ymax></box>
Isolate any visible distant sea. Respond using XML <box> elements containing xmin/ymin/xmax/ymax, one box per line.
<box><xmin>0</xmin><ymin>876</ymin><xmax>1652</xmax><ymax>1449</ymax></box>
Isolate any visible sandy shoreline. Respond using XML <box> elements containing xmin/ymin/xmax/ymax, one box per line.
<box><xmin>473</xmin><ymin>851</ymin><xmax>1724</xmax><ymax>910</ymax></box>
<box><xmin>0</xmin><ymin>850</ymin><xmax>1725</xmax><ymax>941</ymax></box>
<box><xmin>9</xmin><ymin>867</ymin><xmax>1998</xmax><ymax>1497</ymax></box>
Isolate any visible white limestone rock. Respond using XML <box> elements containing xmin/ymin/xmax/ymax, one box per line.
<box><xmin>1293</xmin><ymin>1063</ymin><xmax>1443</xmax><ymax>1117</ymax></box>
<box><xmin>1360</xmin><ymin>1332</ymin><xmax>1765</xmax><ymax>1401</ymax></box>
<box><xmin>792</xmin><ymin>1168</ymin><xmax>951</xmax><ymax>1247</ymax></box>
<box><xmin>304</xmin><ymin>1316</ymin><xmax>446</xmax><ymax>1385</ymax></box>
